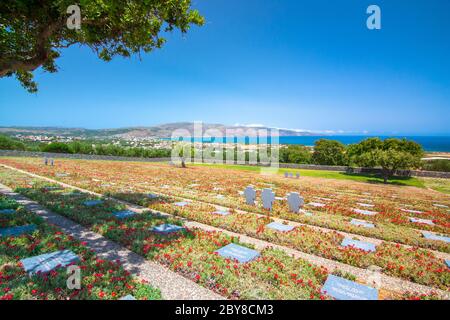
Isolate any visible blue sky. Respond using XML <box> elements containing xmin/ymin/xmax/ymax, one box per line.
<box><xmin>0</xmin><ymin>0</ymin><xmax>449</xmax><ymax>135</ymax></box>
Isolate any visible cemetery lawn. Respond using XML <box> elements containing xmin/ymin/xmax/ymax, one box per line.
<box><xmin>192</xmin><ymin>163</ymin><xmax>426</xmax><ymax>188</ymax></box>
<box><xmin>0</xmin><ymin>158</ymin><xmax>448</xmax><ymax>297</ymax></box>
<box><xmin>0</xmin><ymin>194</ymin><xmax>162</xmax><ymax>300</ymax></box>
<box><xmin>420</xmin><ymin>177</ymin><xmax>450</xmax><ymax>195</ymax></box>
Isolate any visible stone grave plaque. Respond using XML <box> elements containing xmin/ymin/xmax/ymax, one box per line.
<box><xmin>215</xmin><ymin>243</ymin><xmax>260</xmax><ymax>263</ymax></box>
<box><xmin>0</xmin><ymin>209</ymin><xmax>16</xmax><ymax>215</ymax></box>
<box><xmin>151</xmin><ymin>224</ymin><xmax>184</xmax><ymax>234</ymax></box>
<box><xmin>401</xmin><ymin>209</ymin><xmax>424</xmax><ymax>214</ymax></box>
<box><xmin>357</xmin><ymin>203</ymin><xmax>375</xmax><ymax>208</ymax></box>
<box><xmin>353</xmin><ymin>208</ymin><xmax>378</xmax><ymax>216</ymax></box>
<box><xmin>341</xmin><ymin>238</ymin><xmax>376</xmax><ymax>252</ymax></box>
<box><xmin>20</xmin><ymin>250</ymin><xmax>79</xmax><ymax>275</ymax></box>
<box><xmin>83</xmin><ymin>200</ymin><xmax>103</xmax><ymax>207</ymax></box>
<box><xmin>113</xmin><ymin>210</ymin><xmax>137</xmax><ymax>219</ymax></box>
<box><xmin>321</xmin><ymin>275</ymin><xmax>378</xmax><ymax>300</ymax></box>
<box><xmin>409</xmin><ymin>217</ymin><xmax>434</xmax><ymax>226</ymax></box>
<box><xmin>266</xmin><ymin>222</ymin><xmax>294</xmax><ymax>232</ymax></box>
<box><xmin>212</xmin><ymin>209</ymin><xmax>231</xmax><ymax>216</ymax></box>
<box><xmin>350</xmin><ymin>219</ymin><xmax>375</xmax><ymax>229</ymax></box>
<box><xmin>174</xmin><ymin>201</ymin><xmax>189</xmax><ymax>207</ymax></box>
<box><xmin>307</xmin><ymin>202</ymin><xmax>326</xmax><ymax>208</ymax></box>
<box><xmin>119</xmin><ymin>295</ymin><xmax>136</xmax><ymax>300</ymax></box>
<box><xmin>422</xmin><ymin>231</ymin><xmax>450</xmax><ymax>243</ymax></box>
<box><xmin>147</xmin><ymin>194</ymin><xmax>159</xmax><ymax>199</ymax></box>
<box><xmin>0</xmin><ymin>224</ymin><xmax>37</xmax><ymax>237</ymax></box>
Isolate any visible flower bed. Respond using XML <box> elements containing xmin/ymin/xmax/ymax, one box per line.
<box><xmin>0</xmin><ymin>174</ymin><xmax>350</xmax><ymax>300</ymax></box>
<box><xmin>0</xmin><ymin>195</ymin><xmax>161</xmax><ymax>300</ymax></box>
<box><xmin>0</xmin><ymin>157</ymin><xmax>448</xmax><ymax>253</ymax></box>
<box><xmin>0</xmin><ymin>159</ymin><xmax>448</xmax><ymax>294</ymax></box>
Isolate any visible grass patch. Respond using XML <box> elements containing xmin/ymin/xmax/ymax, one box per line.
<box><xmin>192</xmin><ymin>163</ymin><xmax>425</xmax><ymax>188</ymax></box>
<box><xmin>420</xmin><ymin>177</ymin><xmax>450</xmax><ymax>194</ymax></box>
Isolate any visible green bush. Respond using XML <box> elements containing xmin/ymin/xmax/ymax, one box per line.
<box><xmin>0</xmin><ymin>135</ymin><xmax>26</xmax><ymax>151</ymax></box>
<box><xmin>422</xmin><ymin>159</ymin><xmax>450</xmax><ymax>172</ymax></box>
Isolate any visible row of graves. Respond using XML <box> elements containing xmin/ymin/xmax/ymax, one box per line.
<box><xmin>0</xmin><ymin>196</ymin><xmax>140</xmax><ymax>300</ymax></box>
<box><xmin>6</xmin><ymin>179</ymin><xmax>448</xmax><ymax>300</ymax></box>
<box><xmin>37</xmin><ymin>188</ymin><xmax>384</xmax><ymax>300</ymax></box>
<box><xmin>245</xmin><ymin>185</ymin><xmax>450</xmax><ymax>244</ymax></box>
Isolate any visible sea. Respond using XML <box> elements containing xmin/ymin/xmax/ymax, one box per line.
<box><xmin>167</xmin><ymin>136</ymin><xmax>450</xmax><ymax>152</ymax></box>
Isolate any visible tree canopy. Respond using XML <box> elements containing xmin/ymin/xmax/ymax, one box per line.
<box><xmin>0</xmin><ymin>0</ymin><xmax>204</xmax><ymax>92</ymax></box>
<box><xmin>311</xmin><ymin>139</ymin><xmax>347</xmax><ymax>166</ymax></box>
<box><xmin>347</xmin><ymin>138</ymin><xmax>424</xmax><ymax>183</ymax></box>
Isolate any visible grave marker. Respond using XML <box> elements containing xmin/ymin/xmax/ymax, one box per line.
<box><xmin>244</xmin><ymin>186</ymin><xmax>256</xmax><ymax>205</ymax></box>
<box><xmin>174</xmin><ymin>201</ymin><xmax>189</xmax><ymax>207</ymax></box>
<box><xmin>433</xmin><ymin>204</ymin><xmax>449</xmax><ymax>209</ymax></box>
<box><xmin>353</xmin><ymin>208</ymin><xmax>378</xmax><ymax>216</ymax></box>
<box><xmin>266</xmin><ymin>222</ymin><xmax>294</xmax><ymax>232</ymax></box>
<box><xmin>409</xmin><ymin>217</ymin><xmax>434</xmax><ymax>226</ymax></box>
<box><xmin>287</xmin><ymin>192</ymin><xmax>304</xmax><ymax>213</ymax></box>
<box><xmin>0</xmin><ymin>209</ymin><xmax>16</xmax><ymax>215</ymax></box>
<box><xmin>151</xmin><ymin>224</ymin><xmax>184</xmax><ymax>234</ymax></box>
<box><xmin>307</xmin><ymin>202</ymin><xmax>326</xmax><ymax>208</ymax></box>
<box><xmin>120</xmin><ymin>295</ymin><xmax>136</xmax><ymax>300</ymax></box>
<box><xmin>215</xmin><ymin>243</ymin><xmax>260</xmax><ymax>263</ymax></box>
<box><xmin>350</xmin><ymin>219</ymin><xmax>375</xmax><ymax>229</ymax></box>
<box><xmin>147</xmin><ymin>194</ymin><xmax>159</xmax><ymax>199</ymax></box>
<box><xmin>357</xmin><ymin>203</ymin><xmax>375</xmax><ymax>208</ymax></box>
<box><xmin>261</xmin><ymin>188</ymin><xmax>275</xmax><ymax>211</ymax></box>
<box><xmin>21</xmin><ymin>250</ymin><xmax>79</xmax><ymax>275</ymax></box>
<box><xmin>212</xmin><ymin>209</ymin><xmax>231</xmax><ymax>216</ymax></box>
<box><xmin>83</xmin><ymin>200</ymin><xmax>103</xmax><ymax>207</ymax></box>
<box><xmin>113</xmin><ymin>210</ymin><xmax>137</xmax><ymax>219</ymax></box>
<box><xmin>401</xmin><ymin>209</ymin><xmax>424</xmax><ymax>214</ymax></box>
<box><xmin>422</xmin><ymin>231</ymin><xmax>450</xmax><ymax>243</ymax></box>
<box><xmin>341</xmin><ymin>238</ymin><xmax>376</xmax><ymax>252</ymax></box>
<box><xmin>321</xmin><ymin>275</ymin><xmax>378</xmax><ymax>300</ymax></box>
<box><xmin>0</xmin><ymin>224</ymin><xmax>37</xmax><ymax>237</ymax></box>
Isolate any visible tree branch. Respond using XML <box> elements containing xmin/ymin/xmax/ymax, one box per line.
<box><xmin>0</xmin><ymin>20</ymin><xmax>64</xmax><ymax>77</ymax></box>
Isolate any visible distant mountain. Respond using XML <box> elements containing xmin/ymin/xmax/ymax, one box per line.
<box><xmin>0</xmin><ymin>123</ymin><xmax>320</xmax><ymax>139</ymax></box>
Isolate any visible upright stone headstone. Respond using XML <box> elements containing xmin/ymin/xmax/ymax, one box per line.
<box><xmin>284</xmin><ymin>172</ymin><xmax>289</xmax><ymax>178</ymax></box>
<box><xmin>244</xmin><ymin>186</ymin><xmax>256</xmax><ymax>206</ymax></box>
<box><xmin>261</xmin><ymin>188</ymin><xmax>275</xmax><ymax>211</ymax></box>
<box><xmin>296</xmin><ymin>173</ymin><xmax>300</xmax><ymax>179</ymax></box>
<box><xmin>44</xmin><ymin>157</ymin><xmax>48</xmax><ymax>166</ymax></box>
<box><xmin>50</xmin><ymin>159</ymin><xmax>54</xmax><ymax>166</ymax></box>
<box><xmin>287</xmin><ymin>192</ymin><xmax>304</xmax><ymax>213</ymax></box>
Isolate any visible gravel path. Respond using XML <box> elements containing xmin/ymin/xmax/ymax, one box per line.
<box><xmin>1</xmin><ymin>164</ymin><xmax>449</xmax><ymax>299</ymax></box>
<box><xmin>0</xmin><ymin>184</ymin><xmax>223</xmax><ymax>300</ymax></box>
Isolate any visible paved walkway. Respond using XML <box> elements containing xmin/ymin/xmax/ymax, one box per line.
<box><xmin>0</xmin><ymin>184</ymin><xmax>223</xmax><ymax>300</ymax></box>
<box><xmin>1</xmin><ymin>164</ymin><xmax>449</xmax><ymax>299</ymax></box>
